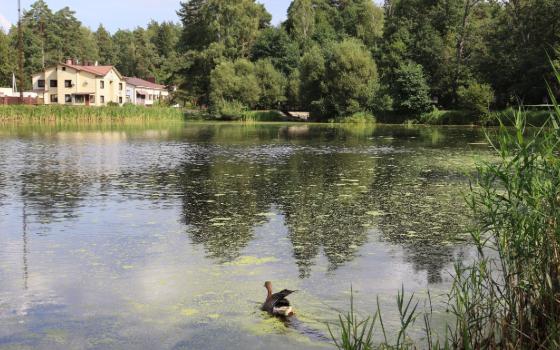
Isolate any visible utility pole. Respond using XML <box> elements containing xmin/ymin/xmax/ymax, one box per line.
<box><xmin>18</xmin><ymin>0</ymin><xmax>24</xmax><ymax>103</ymax></box>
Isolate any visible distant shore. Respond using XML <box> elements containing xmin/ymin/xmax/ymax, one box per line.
<box><xmin>0</xmin><ymin>105</ymin><xmax>553</xmax><ymax>127</ymax></box>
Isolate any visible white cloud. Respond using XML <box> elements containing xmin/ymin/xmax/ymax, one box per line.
<box><xmin>0</xmin><ymin>13</ymin><xmax>11</xmax><ymax>32</ymax></box>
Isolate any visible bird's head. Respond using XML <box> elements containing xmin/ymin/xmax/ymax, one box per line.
<box><xmin>264</xmin><ymin>281</ymin><xmax>272</xmax><ymax>290</ymax></box>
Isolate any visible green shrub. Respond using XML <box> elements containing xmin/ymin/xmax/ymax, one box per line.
<box><xmin>209</xmin><ymin>59</ymin><xmax>260</xmax><ymax>110</ymax></box>
<box><xmin>457</xmin><ymin>82</ymin><xmax>494</xmax><ymax>114</ymax></box>
<box><xmin>254</xmin><ymin>59</ymin><xmax>287</xmax><ymax>109</ymax></box>
<box><xmin>304</xmin><ymin>39</ymin><xmax>379</xmax><ymax>121</ymax></box>
<box><xmin>419</xmin><ymin>108</ymin><xmax>477</xmax><ymax>125</ymax></box>
<box><xmin>242</xmin><ymin>110</ymin><xmax>286</xmax><ymax>122</ymax></box>
<box><xmin>210</xmin><ymin>99</ymin><xmax>247</xmax><ymax>120</ymax></box>
<box><xmin>392</xmin><ymin>61</ymin><xmax>432</xmax><ymax>115</ymax></box>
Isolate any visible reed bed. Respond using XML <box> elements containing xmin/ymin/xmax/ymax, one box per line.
<box><xmin>0</xmin><ymin>105</ymin><xmax>185</xmax><ymax>122</ymax></box>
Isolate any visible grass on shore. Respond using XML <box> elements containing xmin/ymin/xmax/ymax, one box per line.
<box><xmin>0</xmin><ymin>105</ymin><xmax>185</xmax><ymax>121</ymax></box>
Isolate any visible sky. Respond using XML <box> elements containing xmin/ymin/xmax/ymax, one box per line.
<box><xmin>0</xmin><ymin>0</ymin><xmax>292</xmax><ymax>33</ymax></box>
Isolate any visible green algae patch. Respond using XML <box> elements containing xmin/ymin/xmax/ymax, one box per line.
<box><xmin>246</xmin><ymin>317</ymin><xmax>288</xmax><ymax>336</ymax></box>
<box><xmin>225</xmin><ymin>256</ymin><xmax>278</xmax><ymax>266</ymax></box>
<box><xmin>180</xmin><ymin>308</ymin><xmax>200</xmax><ymax>317</ymax></box>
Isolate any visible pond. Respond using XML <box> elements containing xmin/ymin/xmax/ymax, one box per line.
<box><xmin>0</xmin><ymin>122</ymin><xmax>491</xmax><ymax>349</ymax></box>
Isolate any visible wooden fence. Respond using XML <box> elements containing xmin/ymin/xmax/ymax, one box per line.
<box><xmin>0</xmin><ymin>96</ymin><xmax>41</xmax><ymax>105</ymax></box>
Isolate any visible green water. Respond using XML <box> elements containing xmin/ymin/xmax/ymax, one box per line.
<box><xmin>0</xmin><ymin>122</ymin><xmax>491</xmax><ymax>349</ymax></box>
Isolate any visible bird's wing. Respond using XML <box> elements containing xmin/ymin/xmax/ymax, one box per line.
<box><xmin>275</xmin><ymin>289</ymin><xmax>296</xmax><ymax>299</ymax></box>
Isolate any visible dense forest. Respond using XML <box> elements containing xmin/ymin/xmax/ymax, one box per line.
<box><xmin>0</xmin><ymin>0</ymin><xmax>559</xmax><ymax>120</ymax></box>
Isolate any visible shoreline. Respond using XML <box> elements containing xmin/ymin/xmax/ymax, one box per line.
<box><xmin>0</xmin><ymin>105</ymin><xmax>553</xmax><ymax>127</ymax></box>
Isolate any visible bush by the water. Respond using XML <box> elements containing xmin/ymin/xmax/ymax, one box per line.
<box><xmin>333</xmin><ymin>112</ymin><xmax>376</xmax><ymax>124</ymax></box>
<box><xmin>457</xmin><ymin>81</ymin><xmax>495</xmax><ymax>115</ymax></box>
<box><xmin>419</xmin><ymin>108</ymin><xmax>477</xmax><ymax>125</ymax></box>
<box><xmin>391</xmin><ymin>61</ymin><xmax>433</xmax><ymax>115</ymax></box>
<box><xmin>209</xmin><ymin>99</ymin><xmax>248</xmax><ymax>120</ymax></box>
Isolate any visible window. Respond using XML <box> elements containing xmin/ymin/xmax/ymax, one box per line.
<box><xmin>119</xmin><ymin>97</ymin><xmax>122</xmax><ymax>104</ymax></box>
<box><xmin>119</xmin><ymin>83</ymin><xmax>123</xmax><ymax>91</ymax></box>
<box><xmin>38</xmin><ymin>80</ymin><xmax>45</xmax><ymax>88</ymax></box>
<box><xmin>62</xmin><ymin>67</ymin><xmax>66</xmax><ymax>71</ymax></box>
<box><xmin>100</xmin><ymin>95</ymin><xmax>105</xmax><ymax>104</ymax></box>
<box><xmin>50</xmin><ymin>80</ymin><xmax>58</xmax><ymax>88</ymax></box>
<box><xmin>100</xmin><ymin>81</ymin><xmax>105</xmax><ymax>89</ymax></box>
<box><xmin>64</xmin><ymin>80</ymin><xmax>72</xmax><ymax>88</ymax></box>
<box><xmin>65</xmin><ymin>94</ymin><xmax>72</xmax><ymax>103</ymax></box>
<box><xmin>75</xmin><ymin>95</ymin><xmax>84</xmax><ymax>104</ymax></box>
<box><xmin>90</xmin><ymin>95</ymin><xmax>95</xmax><ymax>103</ymax></box>
<box><xmin>50</xmin><ymin>94</ymin><xmax>58</xmax><ymax>103</ymax></box>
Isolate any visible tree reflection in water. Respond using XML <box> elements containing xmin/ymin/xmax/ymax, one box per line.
<box><xmin>177</xmin><ymin>124</ymin><xmax>477</xmax><ymax>281</ymax></box>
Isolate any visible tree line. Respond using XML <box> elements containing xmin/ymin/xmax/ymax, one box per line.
<box><xmin>1</xmin><ymin>0</ymin><xmax>559</xmax><ymax>120</ymax></box>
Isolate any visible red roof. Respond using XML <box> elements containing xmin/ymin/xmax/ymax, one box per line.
<box><xmin>64</xmin><ymin>64</ymin><xmax>115</xmax><ymax>77</ymax></box>
<box><xmin>125</xmin><ymin>77</ymin><xmax>166</xmax><ymax>90</ymax></box>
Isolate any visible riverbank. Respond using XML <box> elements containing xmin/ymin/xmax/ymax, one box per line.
<box><xmin>1</xmin><ymin>105</ymin><xmax>553</xmax><ymax>127</ymax></box>
<box><xmin>184</xmin><ymin>106</ymin><xmax>553</xmax><ymax>126</ymax></box>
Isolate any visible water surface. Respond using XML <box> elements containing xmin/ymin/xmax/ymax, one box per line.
<box><xmin>0</xmin><ymin>122</ymin><xmax>490</xmax><ymax>349</ymax></box>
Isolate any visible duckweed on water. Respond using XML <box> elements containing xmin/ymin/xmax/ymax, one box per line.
<box><xmin>0</xmin><ymin>122</ymin><xmax>491</xmax><ymax>349</ymax></box>
<box><xmin>225</xmin><ymin>256</ymin><xmax>279</xmax><ymax>266</ymax></box>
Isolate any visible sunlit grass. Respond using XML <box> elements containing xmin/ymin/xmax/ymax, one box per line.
<box><xmin>0</xmin><ymin>105</ymin><xmax>185</xmax><ymax>121</ymax></box>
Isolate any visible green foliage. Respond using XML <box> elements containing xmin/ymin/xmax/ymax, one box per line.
<box><xmin>242</xmin><ymin>110</ymin><xmax>286</xmax><ymax>122</ymax></box>
<box><xmin>286</xmin><ymin>69</ymin><xmax>302</xmax><ymax>110</ymax></box>
<box><xmin>251</xmin><ymin>27</ymin><xmax>300</xmax><ymax>74</ymax></box>
<box><xmin>254</xmin><ymin>59</ymin><xmax>287</xmax><ymax>109</ymax></box>
<box><xmin>457</xmin><ymin>82</ymin><xmax>494</xmax><ymax>114</ymax></box>
<box><xmin>179</xmin><ymin>42</ymin><xmax>226</xmax><ymax>106</ymax></box>
<box><xmin>335</xmin><ymin>112</ymin><xmax>376</xmax><ymax>124</ymax></box>
<box><xmin>209</xmin><ymin>59</ymin><xmax>260</xmax><ymax>109</ymax></box>
<box><xmin>419</xmin><ymin>108</ymin><xmax>477</xmax><ymax>125</ymax></box>
<box><xmin>178</xmin><ymin>0</ymin><xmax>271</xmax><ymax>58</ymax></box>
<box><xmin>210</xmin><ymin>99</ymin><xmax>248</xmax><ymax>120</ymax></box>
<box><xmin>0</xmin><ymin>29</ymin><xmax>15</xmax><ymax>87</ymax></box>
<box><xmin>339</xmin><ymin>0</ymin><xmax>384</xmax><ymax>49</ymax></box>
<box><xmin>392</xmin><ymin>61</ymin><xmax>432</xmax><ymax>115</ymax></box>
<box><xmin>312</xmin><ymin>39</ymin><xmax>379</xmax><ymax>120</ymax></box>
<box><xmin>299</xmin><ymin>45</ymin><xmax>326</xmax><ymax>111</ymax></box>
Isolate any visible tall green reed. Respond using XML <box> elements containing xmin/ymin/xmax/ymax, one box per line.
<box><xmin>0</xmin><ymin>105</ymin><xmax>185</xmax><ymax>121</ymax></box>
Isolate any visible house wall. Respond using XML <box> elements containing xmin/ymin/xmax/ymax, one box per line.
<box><xmin>32</xmin><ymin>66</ymin><xmax>126</xmax><ymax>106</ymax></box>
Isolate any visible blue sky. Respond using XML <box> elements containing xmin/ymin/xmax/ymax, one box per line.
<box><xmin>0</xmin><ymin>0</ymin><xmax>291</xmax><ymax>33</ymax></box>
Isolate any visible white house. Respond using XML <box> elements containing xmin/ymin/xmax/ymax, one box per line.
<box><xmin>125</xmin><ymin>77</ymin><xmax>169</xmax><ymax>106</ymax></box>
